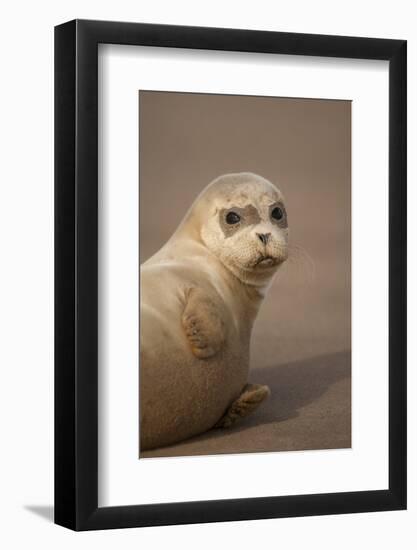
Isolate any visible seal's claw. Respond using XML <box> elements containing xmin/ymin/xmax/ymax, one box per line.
<box><xmin>214</xmin><ymin>383</ymin><xmax>271</xmax><ymax>428</ymax></box>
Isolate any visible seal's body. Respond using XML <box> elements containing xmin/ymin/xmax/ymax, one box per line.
<box><xmin>140</xmin><ymin>173</ymin><xmax>289</xmax><ymax>451</ymax></box>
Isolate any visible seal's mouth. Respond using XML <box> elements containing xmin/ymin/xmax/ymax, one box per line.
<box><xmin>254</xmin><ymin>255</ymin><xmax>278</xmax><ymax>268</ymax></box>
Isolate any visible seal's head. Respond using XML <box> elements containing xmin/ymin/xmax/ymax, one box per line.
<box><xmin>191</xmin><ymin>173</ymin><xmax>289</xmax><ymax>286</ymax></box>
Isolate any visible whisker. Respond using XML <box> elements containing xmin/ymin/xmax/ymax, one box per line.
<box><xmin>278</xmin><ymin>243</ymin><xmax>316</xmax><ymax>287</ymax></box>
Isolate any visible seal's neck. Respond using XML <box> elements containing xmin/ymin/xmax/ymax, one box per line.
<box><xmin>158</xmin><ymin>233</ymin><xmax>274</xmax><ymax>328</ymax></box>
<box><xmin>196</xmin><ymin>242</ymin><xmax>274</xmax><ymax>330</ymax></box>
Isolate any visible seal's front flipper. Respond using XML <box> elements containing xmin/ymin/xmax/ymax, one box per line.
<box><xmin>182</xmin><ymin>287</ymin><xmax>226</xmax><ymax>359</ymax></box>
<box><xmin>215</xmin><ymin>383</ymin><xmax>270</xmax><ymax>428</ymax></box>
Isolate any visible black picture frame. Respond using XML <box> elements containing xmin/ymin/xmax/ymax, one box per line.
<box><xmin>55</xmin><ymin>19</ymin><xmax>407</xmax><ymax>531</ymax></box>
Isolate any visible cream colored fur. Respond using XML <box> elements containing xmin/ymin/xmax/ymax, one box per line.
<box><xmin>140</xmin><ymin>173</ymin><xmax>288</xmax><ymax>451</ymax></box>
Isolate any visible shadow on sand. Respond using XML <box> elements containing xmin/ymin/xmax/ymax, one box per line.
<box><xmin>244</xmin><ymin>349</ymin><xmax>351</xmax><ymax>427</ymax></box>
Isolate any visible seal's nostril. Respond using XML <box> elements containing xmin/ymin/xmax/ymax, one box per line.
<box><xmin>257</xmin><ymin>233</ymin><xmax>271</xmax><ymax>245</ymax></box>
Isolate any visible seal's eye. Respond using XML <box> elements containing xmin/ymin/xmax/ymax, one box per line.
<box><xmin>271</xmin><ymin>206</ymin><xmax>284</xmax><ymax>221</ymax></box>
<box><xmin>226</xmin><ymin>211</ymin><xmax>241</xmax><ymax>225</ymax></box>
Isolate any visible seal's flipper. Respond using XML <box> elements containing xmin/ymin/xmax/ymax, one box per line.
<box><xmin>215</xmin><ymin>383</ymin><xmax>270</xmax><ymax>428</ymax></box>
<box><xmin>182</xmin><ymin>287</ymin><xmax>226</xmax><ymax>359</ymax></box>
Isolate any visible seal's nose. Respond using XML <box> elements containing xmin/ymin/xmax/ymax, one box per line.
<box><xmin>257</xmin><ymin>233</ymin><xmax>271</xmax><ymax>245</ymax></box>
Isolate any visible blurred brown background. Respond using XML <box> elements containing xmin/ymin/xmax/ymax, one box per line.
<box><xmin>139</xmin><ymin>91</ymin><xmax>351</xmax><ymax>458</ymax></box>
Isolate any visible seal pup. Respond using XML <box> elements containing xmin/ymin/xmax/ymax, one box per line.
<box><xmin>140</xmin><ymin>172</ymin><xmax>289</xmax><ymax>451</ymax></box>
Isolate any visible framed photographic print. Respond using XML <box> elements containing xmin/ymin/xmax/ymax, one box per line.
<box><xmin>55</xmin><ymin>20</ymin><xmax>407</xmax><ymax>530</ymax></box>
